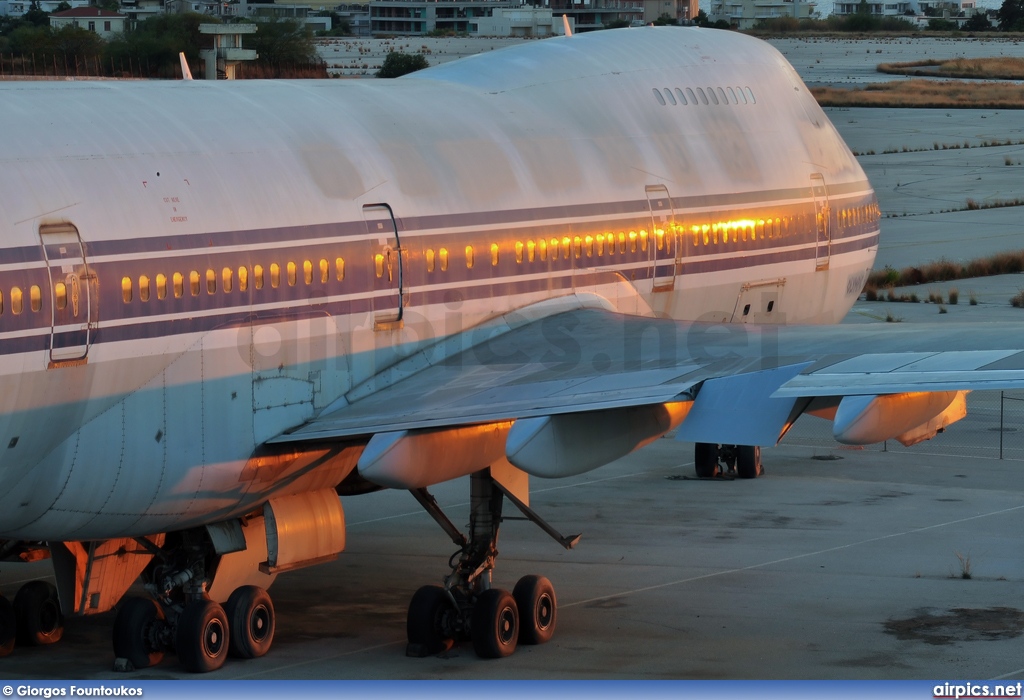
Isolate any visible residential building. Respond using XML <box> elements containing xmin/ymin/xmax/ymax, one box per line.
<box><xmin>4</xmin><ymin>0</ymin><xmax>86</xmax><ymax>16</ymax></box>
<box><xmin>49</xmin><ymin>7</ymin><xmax>126</xmax><ymax>38</ymax></box>
<box><xmin>707</xmin><ymin>0</ymin><xmax>815</xmax><ymax>27</ymax></box>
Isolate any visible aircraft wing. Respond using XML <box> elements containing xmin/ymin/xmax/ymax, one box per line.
<box><xmin>270</xmin><ymin>304</ymin><xmax>1024</xmax><ymax>457</ymax></box>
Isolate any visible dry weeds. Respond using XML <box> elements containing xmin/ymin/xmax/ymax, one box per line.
<box><xmin>812</xmin><ymin>80</ymin><xmax>1024</xmax><ymax>109</ymax></box>
<box><xmin>878</xmin><ymin>57</ymin><xmax>1024</xmax><ymax>81</ymax></box>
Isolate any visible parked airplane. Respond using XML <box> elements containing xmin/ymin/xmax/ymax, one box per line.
<box><xmin>1</xmin><ymin>26</ymin><xmax>1022</xmax><ymax>672</ymax></box>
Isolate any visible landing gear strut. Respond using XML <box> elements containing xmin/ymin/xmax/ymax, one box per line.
<box><xmin>406</xmin><ymin>468</ymin><xmax>576</xmax><ymax>659</ymax></box>
<box><xmin>695</xmin><ymin>443</ymin><xmax>763</xmax><ymax>479</ymax></box>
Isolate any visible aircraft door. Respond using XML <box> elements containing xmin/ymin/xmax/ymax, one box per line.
<box><xmin>40</xmin><ymin>223</ymin><xmax>92</xmax><ymax>364</ymax></box>
<box><xmin>363</xmin><ymin>203</ymin><xmax>403</xmax><ymax>330</ymax></box>
<box><xmin>811</xmin><ymin>173</ymin><xmax>830</xmax><ymax>271</ymax></box>
<box><xmin>647</xmin><ymin>185</ymin><xmax>677</xmax><ymax>291</ymax></box>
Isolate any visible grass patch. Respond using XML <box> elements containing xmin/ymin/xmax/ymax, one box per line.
<box><xmin>878</xmin><ymin>57</ymin><xmax>1024</xmax><ymax>81</ymax></box>
<box><xmin>812</xmin><ymin>80</ymin><xmax>1024</xmax><ymax>109</ymax></box>
<box><xmin>866</xmin><ymin>251</ymin><xmax>1024</xmax><ymax>291</ymax></box>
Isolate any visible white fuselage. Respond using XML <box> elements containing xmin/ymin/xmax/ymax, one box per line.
<box><xmin>0</xmin><ymin>28</ymin><xmax>877</xmax><ymax>541</ymax></box>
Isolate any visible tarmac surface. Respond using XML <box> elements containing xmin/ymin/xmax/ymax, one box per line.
<box><xmin>5</xmin><ymin>36</ymin><xmax>1024</xmax><ymax>680</ymax></box>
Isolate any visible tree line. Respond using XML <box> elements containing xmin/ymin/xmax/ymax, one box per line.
<box><xmin>0</xmin><ymin>5</ymin><xmax>323</xmax><ymax>79</ymax></box>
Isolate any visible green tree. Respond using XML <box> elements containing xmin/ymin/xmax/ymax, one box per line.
<box><xmin>375</xmin><ymin>51</ymin><xmax>428</xmax><ymax>78</ymax></box>
<box><xmin>244</xmin><ymin>18</ymin><xmax>317</xmax><ymax>65</ymax></box>
<box><xmin>104</xmin><ymin>13</ymin><xmax>210</xmax><ymax>78</ymax></box>
<box><xmin>927</xmin><ymin>17</ymin><xmax>958</xmax><ymax>29</ymax></box>
<box><xmin>52</xmin><ymin>24</ymin><xmax>103</xmax><ymax>61</ymax></box>
<box><xmin>9</xmin><ymin>24</ymin><xmax>54</xmax><ymax>55</ymax></box>
<box><xmin>998</xmin><ymin>0</ymin><xmax>1024</xmax><ymax>29</ymax></box>
<box><xmin>844</xmin><ymin>0</ymin><xmax>880</xmax><ymax>30</ymax></box>
<box><xmin>963</xmin><ymin>11</ymin><xmax>991</xmax><ymax>30</ymax></box>
<box><xmin>23</xmin><ymin>0</ymin><xmax>50</xmax><ymax>27</ymax></box>
<box><xmin>53</xmin><ymin>1</ymin><xmax>72</xmax><ymax>12</ymax></box>
<box><xmin>652</xmin><ymin>13</ymin><xmax>675</xmax><ymax>25</ymax></box>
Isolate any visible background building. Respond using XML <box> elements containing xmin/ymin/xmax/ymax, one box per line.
<box><xmin>49</xmin><ymin>6</ymin><xmax>126</xmax><ymax>37</ymax></box>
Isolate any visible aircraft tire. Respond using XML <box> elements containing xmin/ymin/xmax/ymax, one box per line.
<box><xmin>471</xmin><ymin>588</ymin><xmax>518</xmax><ymax>659</ymax></box>
<box><xmin>225</xmin><ymin>586</ymin><xmax>275</xmax><ymax>659</ymax></box>
<box><xmin>176</xmin><ymin>599</ymin><xmax>229</xmax><ymax>673</ymax></box>
<box><xmin>112</xmin><ymin>597</ymin><xmax>165</xmax><ymax>669</ymax></box>
<box><xmin>406</xmin><ymin>585</ymin><xmax>453</xmax><ymax>656</ymax></box>
<box><xmin>13</xmin><ymin>580</ymin><xmax>63</xmax><ymax>646</ymax></box>
<box><xmin>736</xmin><ymin>445</ymin><xmax>762</xmax><ymax>479</ymax></box>
<box><xmin>0</xmin><ymin>594</ymin><xmax>15</xmax><ymax>656</ymax></box>
<box><xmin>694</xmin><ymin>443</ymin><xmax>720</xmax><ymax>478</ymax></box>
<box><xmin>513</xmin><ymin>575</ymin><xmax>556</xmax><ymax>645</ymax></box>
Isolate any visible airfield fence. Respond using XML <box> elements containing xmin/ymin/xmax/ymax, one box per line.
<box><xmin>784</xmin><ymin>389</ymin><xmax>1024</xmax><ymax>461</ymax></box>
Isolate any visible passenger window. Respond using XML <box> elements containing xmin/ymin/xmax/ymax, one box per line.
<box><xmin>11</xmin><ymin>287</ymin><xmax>22</xmax><ymax>315</ymax></box>
<box><xmin>639</xmin><ymin>230</ymin><xmax>648</xmax><ymax>252</ymax></box>
<box><xmin>744</xmin><ymin>86</ymin><xmax>756</xmax><ymax>104</ymax></box>
<box><xmin>727</xmin><ymin>87</ymin><xmax>738</xmax><ymax>104</ymax></box>
<box><xmin>652</xmin><ymin>88</ymin><xmax>666</xmax><ymax>106</ymax></box>
<box><xmin>0</xmin><ymin>289</ymin><xmax>4</xmax><ymax>315</ymax></box>
<box><xmin>426</xmin><ymin>249</ymin><xmax>435</xmax><ymax>272</ymax></box>
<box><xmin>173</xmin><ymin>272</ymin><xmax>184</xmax><ymax>298</ymax></box>
<box><xmin>573</xmin><ymin>236</ymin><xmax>581</xmax><ymax>259</ymax></box>
<box><xmin>206</xmin><ymin>269</ymin><xmax>216</xmax><ymax>295</ymax></box>
<box><xmin>585</xmin><ymin>235</ymin><xmax>594</xmax><ymax>257</ymax></box>
<box><xmin>375</xmin><ymin>253</ymin><xmax>385</xmax><ymax>278</ymax></box>
<box><xmin>319</xmin><ymin>259</ymin><xmax>329</xmax><ymax>284</ymax></box>
<box><xmin>717</xmin><ymin>87</ymin><xmax>728</xmax><ymax>104</ymax></box>
<box><xmin>222</xmin><ymin>267</ymin><xmax>232</xmax><ymax>293</ymax></box>
<box><xmin>664</xmin><ymin>88</ymin><xmax>676</xmax><ymax>105</ymax></box>
<box><xmin>629</xmin><ymin>231</ymin><xmax>638</xmax><ymax>253</ymax></box>
<box><xmin>303</xmin><ymin>260</ymin><xmax>313</xmax><ymax>285</ymax></box>
<box><xmin>55</xmin><ymin>282</ymin><xmax>67</xmax><ymax>310</ymax></box>
<box><xmin>190</xmin><ymin>271</ymin><xmax>200</xmax><ymax>296</ymax></box>
<box><xmin>139</xmin><ymin>275</ymin><xmax>150</xmax><ymax>302</ymax></box>
<box><xmin>737</xmin><ymin>86</ymin><xmax>748</xmax><ymax>104</ymax></box>
<box><xmin>254</xmin><ymin>265</ymin><xmax>264</xmax><ymax>290</ymax></box>
<box><xmin>439</xmin><ymin>248</ymin><xmax>448</xmax><ymax>271</ymax></box>
<box><xmin>707</xmin><ymin>87</ymin><xmax>719</xmax><ymax>105</ymax></box>
<box><xmin>465</xmin><ymin>245</ymin><xmax>474</xmax><ymax>269</ymax></box>
<box><xmin>696</xmin><ymin>88</ymin><xmax>709</xmax><ymax>105</ymax></box>
<box><xmin>491</xmin><ymin>243</ymin><xmax>499</xmax><ymax>267</ymax></box>
<box><xmin>121</xmin><ymin>277</ymin><xmax>132</xmax><ymax>303</ymax></box>
<box><xmin>539</xmin><ymin>239</ymin><xmax>547</xmax><ymax>262</ymax></box>
<box><xmin>515</xmin><ymin>241</ymin><xmax>524</xmax><ymax>264</ymax></box>
<box><xmin>335</xmin><ymin>258</ymin><xmax>345</xmax><ymax>281</ymax></box>
<box><xmin>287</xmin><ymin>261</ymin><xmax>297</xmax><ymax>286</ymax></box>
<box><xmin>686</xmin><ymin>88</ymin><xmax>698</xmax><ymax>105</ymax></box>
<box><xmin>238</xmin><ymin>267</ymin><xmax>248</xmax><ymax>292</ymax></box>
<box><xmin>156</xmin><ymin>273</ymin><xmax>167</xmax><ymax>300</ymax></box>
<box><xmin>527</xmin><ymin>240</ymin><xmax>536</xmax><ymax>262</ymax></box>
<box><xmin>675</xmin><ymin>88</ymin><xmax>687</xmax><ymax>105</ymax></box>
<box><xmin>597</xmin><ymin>234</ymin><xmax>605</xmax><ymax>256</ymax></box>
<box><xmin>28</xmin><ymin>285</ymin><xmax>40</xmax><ymax>312</ymax></box>
<box><xmin>270</xmin><ymin>263</ymin><xmax>280</xmax><ymax>289</ymax></box>
<box><xmin>561</xmin><ymin>237</ymin><xmax>570</xmax><ymax>260</ymax></box>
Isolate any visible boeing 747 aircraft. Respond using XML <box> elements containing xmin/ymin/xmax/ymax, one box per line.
<box><xmin>1</xmin><ymin>26</ymin><xmax>1022</xmax><ymax>672</ymax></box>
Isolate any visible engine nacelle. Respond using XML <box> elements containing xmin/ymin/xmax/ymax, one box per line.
<box><xmin>506</xmin><ymin>402</ymin><xmax>691</xmax><ymax>478</ymax></box>
<box><xmin>833</xmin><ymin>391</ymin><xmax>966</xmax><ymax>446</ymax></box>
<box><xmin>357</xmin><ymin>422</ymin><xmax>513</xmax><ymax>489</ymax></box>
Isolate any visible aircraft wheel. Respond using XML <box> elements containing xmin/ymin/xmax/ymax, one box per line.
<box><xmin>225</xmin><ymin>586</ymin><xmax>275</xmax><ymax>659</ymax></box>
<box><xmin>472</xmin><ymin>588</ymin><xmax>518</xmax><ymax>659</ymax></box>
<box><xmin>406</xmin><ymin>585</ymin><xmax>454</xmax><ymax>656</ymax></box>
<box><xmin>694</xmin><ymin>443</ymin><xmax>720</xmax><ymax>478</ymax></box>
<box><xmin>0</xmin><ymin>594</ymin><xmax>15</xmax><ymax>656</ymax></box>
<box><xmin>513</xmin><ymin>575</ymin><xmax>556</xmax><ymax>645</ymax></box>
<box><xmin>14</xmin><ymin>580</ymin><xmax>63</xmax><ymax>646</ymax></box>
<box><xmin>176</xmin><ymin>599</ymin><xmax>229</xmax><ymax>673</ymax></box>
<box><xmin>112</xmin><ymin>597</ymin><xmax>165</xmax><ymax>669</ymax></box>
<box><xmin>736</xmin><ymin>445</ymin><xmax>762</xmax><ymax>479</ymax></box>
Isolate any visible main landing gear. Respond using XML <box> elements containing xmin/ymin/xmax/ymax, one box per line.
<box><xmin>111</xmin><ymin>534</ymin><xmax>276</xmax><ymax>673</ymax></box>
<box><xmin>406</xmin><ymin>468</ymin><xmax>576</xmax><ymax>659</ymax></box>
<box><xmin>694</xmin><ymin>443</ymin><xmax>763</xmax><ymax>480</ymax></box>
<box><xmin>0</xmin><ymin>580</ymin><xmax>65</xmax><ymax>657</ymax></box>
